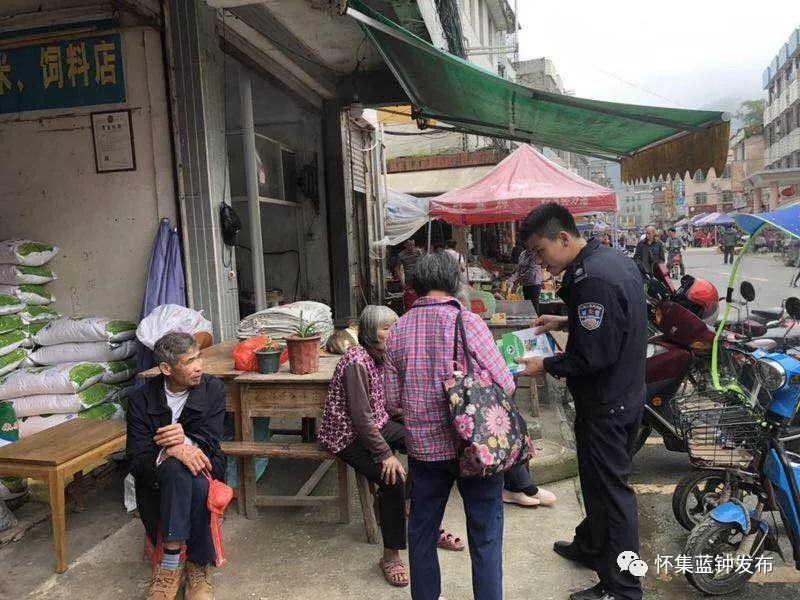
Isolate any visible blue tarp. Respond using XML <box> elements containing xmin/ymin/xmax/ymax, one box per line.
<box><xmin>735</xmin><ymin>202</ymin><xmax>800</xmax><ymax>237</ymax></box>
<box><xmin>136</xmin><ymin>219</ymin><xmax>187</xmax><ymax>375</ymax></box>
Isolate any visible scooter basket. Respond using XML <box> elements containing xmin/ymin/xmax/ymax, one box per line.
<box><xmin>680</xmin><ymin>401</ymin><xmax>764</xmax><ymax>469</ymax></box>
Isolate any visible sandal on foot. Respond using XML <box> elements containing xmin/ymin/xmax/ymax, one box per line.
<box><xmin>379</xmin><ymin>558</ymin><xmax>409</xmax><ymax>587</ymax></box>
<box><xmin>437</xmin><ymin>529</ymin><xmax>465</xmax><ymax>551</ymax></box>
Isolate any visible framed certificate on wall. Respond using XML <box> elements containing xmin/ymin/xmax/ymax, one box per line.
<box><xmin>91</xmin><ymin>109</ymin><xmax>136</xmax><ymax>173</ymax></box>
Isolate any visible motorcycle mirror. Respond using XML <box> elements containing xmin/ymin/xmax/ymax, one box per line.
<box><xmin>740</xmin><ymin>281</ymin><xmax>756</xmax><ymax>303</ymax></box>
<box><xmin>786</xmin><ymin>297</ymin><xmax>800</xmax><ymax>320</ymax></box>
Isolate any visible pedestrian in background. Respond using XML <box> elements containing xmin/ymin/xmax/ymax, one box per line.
<box><xmin>512</xmin><ymin>246</ymin><xmax>543</xmax><ymax>314</ymax></box>
<box><xmin>722</xmin><ymin>225</ymin><xmax>738</xmax><ymax>264</ymax></box>
<box><xmin>633</xmin><ymin>226</ymin><xmax>665</xmax><ymax>276</ymax></box>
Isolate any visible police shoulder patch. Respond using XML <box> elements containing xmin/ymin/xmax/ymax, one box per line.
<box><xmin>578</xmin><ymin>302</ymin><xmax>604</xmax><ymax>331</ymax></box>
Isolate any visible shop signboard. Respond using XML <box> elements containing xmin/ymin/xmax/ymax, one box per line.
<box><xmin>0</xmin><ymin>32</ymin><xmax>125</xmax><ymax>114</ymax></box>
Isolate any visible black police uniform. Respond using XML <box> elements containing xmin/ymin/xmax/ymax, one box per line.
<box><xmin>543</xmin><ymin>238</ymin><xmax>647</xmax><ymax>600</ymax></box>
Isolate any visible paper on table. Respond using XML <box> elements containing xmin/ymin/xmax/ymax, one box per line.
<box><xmin>499</xmin><ymin>328</ymin><xmax>555</xmax><ymax>373</ymax></box>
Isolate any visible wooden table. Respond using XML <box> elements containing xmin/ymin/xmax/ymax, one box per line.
<box><xmin>0</xmin><ymin>419</ymin><xmax>126</xmax><ymax>573</ymax></box>
<box><xmin>234</xmin><ymin>355</ymin><xmax>342</xmax><ymax>517</ymax></box>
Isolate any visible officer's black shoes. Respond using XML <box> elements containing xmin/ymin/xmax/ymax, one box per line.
<box><xmin>553</xmin><ymin>540</ymin><xmax>595</xmax><ymax>569</ymax></box>
<box><xmin>568</xmin><ymin>583</ymin><xmax>615</xmax><ymax>600</ymax></box>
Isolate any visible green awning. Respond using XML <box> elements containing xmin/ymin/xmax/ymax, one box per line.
<box><xmin>347</xmin><ymin>1</ymin><xmax>729</xmax><ymax>183</ymax></box>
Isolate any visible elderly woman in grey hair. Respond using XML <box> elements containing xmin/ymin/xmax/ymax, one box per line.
<box><xmin>319</xmin><ymin>305</ymin><xmax>463</xmax><ymax>588</ymax></box>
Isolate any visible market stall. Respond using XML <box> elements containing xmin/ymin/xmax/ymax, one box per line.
<box><xmin>427</xmin><ymin>144</ymin><xmax>617</xmax><ymax>319</ymax></box>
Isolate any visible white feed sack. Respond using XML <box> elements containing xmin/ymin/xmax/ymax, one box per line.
<box><xmin>9</xmin><ymin>382</ymin><xmax>118</xmax><ymax>418</ymax></box>
<box><xmin>0</xmin><ymin>363</ymin><xmax>105</xmax><ymax>400</ymax></box>
<box><xmin>0</xmin><ymin>240</ymin><xmax>59</xmax><ymax>267</ymax></box>
<box><xmin>0</xmin><ymin>349</ymin><xmax>27</xmax><ymax>377</ymax></box>
<box><xmin>20</xmin><ymin>305</ymin><xmax>59</xmax><ymax>324</ymax></box>
<box><xmin>0</xmin><ymin>330</ymin><xmax>26</xmax><ymax>357</ymax></box>
<box><xmin>0</xmin><ymin>294</ymin><xmax>25</xmax><ymax>316</ymax></box>
<box><xmin>236</xmin><ymin>301</ymin><xmax>334</xmax><ymax>345</ymax></box>
<box><xmin>0</xmin><ymin>284</ymin><xmax>54</xmax><ymax>306</ymax></box>
<box><xmin>0</xmin><ymin>265</ymin><xmax>56</xmax><ymax>285</ymax></box>
<box><xmin>136</xmin><ymin>304</ymin><xmax>212</xmax><ymax>350</ymax></box>
<box><xmin>100</xmin><ymin>357</ymin><xmax>138</xmax><ymax>384</ymax></box>
<box><xmin>33</xmin><ymin>317</ymin><xmax>137</xmax><ymax>346</ymax></box>
<box><xmin>28</xmin><ymin>339</ymin><xmax>138</xmax><ymax>366</ymax></box>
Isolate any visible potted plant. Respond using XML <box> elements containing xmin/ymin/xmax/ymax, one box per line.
<box><xmin>285</xmin><ymin>311</ymin><xmax>322</xmax><ymax>374</ymax></box>
<box><xmin>254</xmin><ymin>338</ymin><xmax>283</xmax><ymax>374</ymax></box>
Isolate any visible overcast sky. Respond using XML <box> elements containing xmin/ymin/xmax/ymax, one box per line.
<box><xmin>517</xmin><ymin>1</ymin><xmax>798</xmax><ymax>112</ymax></box>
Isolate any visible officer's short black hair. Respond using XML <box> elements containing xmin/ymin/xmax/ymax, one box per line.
<box><xmin>668</xmin><ymin>227</ymin><xmax>676</xmax><ymax>233</ymax></box>
<box><xmin>519</xmin><ymin>203</ymin><xmax>580</xmax><ymax>242</ymax></box>
<box><xmin>413</xmin><ymin>253</ymin><xmax>460</xmax><ymax>297</ymax></box>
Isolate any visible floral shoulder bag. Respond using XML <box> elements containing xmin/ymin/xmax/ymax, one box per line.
<box><xmin>445</xmin><ymin>311</ymin><xmax>532</xmax><ymax>477</ymax></box>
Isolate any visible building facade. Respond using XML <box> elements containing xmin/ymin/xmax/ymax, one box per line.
<box><xmin>763</xmin><ymin>27</ymin><xmax>800</xmax><ymax>170</ymax></box>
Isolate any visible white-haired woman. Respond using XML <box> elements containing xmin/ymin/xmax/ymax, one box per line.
<box><xmin>319</xmin><ymin>305</ymin><xmax>462</xmax><ymax>588</ymax></box>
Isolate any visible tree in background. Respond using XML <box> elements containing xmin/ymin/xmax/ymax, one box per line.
<box><xmin>735</xmin><ymin>99</ymin><xmax>766</xmax><ymax>127</ymax></box>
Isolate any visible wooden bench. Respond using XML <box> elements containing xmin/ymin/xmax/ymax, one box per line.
<box><xmin>221</xmin><ymin>440</ymin><xmax>380</xmax><ymax>545</ymax></box>
<box><xmin>0</xmin><ymin>419</ymin><xmax>127</xmax><ymax>573</ymax></box>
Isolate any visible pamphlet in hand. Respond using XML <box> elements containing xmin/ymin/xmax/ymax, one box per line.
<box><xmin>499</xmin><ymin>328</ymin><xmax>555</xmax><ymax>374</ymax></box>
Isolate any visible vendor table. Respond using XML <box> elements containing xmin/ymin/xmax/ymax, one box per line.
<box><xmin>234</xmin><ymin>355</ymin><xmax>341</xmax><ymax>517</ymax></box>
<box><xmin>0</xmin><ymin>419</ymin><xmax>126</xmax><ymax>573</ymax></box>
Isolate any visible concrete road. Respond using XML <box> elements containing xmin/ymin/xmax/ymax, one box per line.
<box><xmin>633</xmin><ymin>438</ymin><xmax>800</xmax><ymax>598</ymax></box>
<box><xmin>681</xmin><ymin>247</ymin><xmax>798</xmax><ymax>310</ymax></box>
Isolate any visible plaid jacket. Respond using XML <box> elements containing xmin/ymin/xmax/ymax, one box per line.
<box><xmin>384</xmin><ymin>296</ymin><xmax>515</xmax><ymax>461</ymax></box>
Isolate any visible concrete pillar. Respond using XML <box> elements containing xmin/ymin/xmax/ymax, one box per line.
<box><xmin>753</xmin><ymin>188</ymin><xmax>764</xmax><ymax>213</ymax></box>
<box><xmin>164</xmin><ymin>1</ymin><xmax>240</xmax><ymax>340</ymax></box>
<box><xmin>323</xmin><ymin>101</ymin><xmax>356</xmax><ymax>321</ymax></box>
<box><xmin>767</xmin><ymin>184</ymin><xmax>780</xmax><ymax>210</ymax></box>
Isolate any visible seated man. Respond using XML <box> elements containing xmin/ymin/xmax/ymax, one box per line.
<box><xmin>127</xmin><ymin>332</ymin><xmax>226</xmax><ymax>600</ymax></box>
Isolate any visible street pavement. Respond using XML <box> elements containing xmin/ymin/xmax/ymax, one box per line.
<box><xmin>632</xmin><ymin>246</ymin><xmax>800</xmax><ymax>598</ymax></box>
<box><xmin>680</xmin><ymin>246</ymin><xmax>798</xmax><ymax>310</ymax></box>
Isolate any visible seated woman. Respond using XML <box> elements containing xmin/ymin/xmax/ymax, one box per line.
<box><xmin>318</xmin><ymin>305</ymin><xmax>462</xmax><ymax>588</ymax></box>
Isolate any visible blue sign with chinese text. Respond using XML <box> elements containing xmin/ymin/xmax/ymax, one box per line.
<box><xmin>0</xmin><ymin>32</ymin><xmax>125</xmax><ymax>114</ymax></box>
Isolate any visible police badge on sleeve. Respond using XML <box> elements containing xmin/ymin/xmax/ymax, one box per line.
<box><xmin>578</xmin><ymin>303</ymin><xmax>604</xmax><ymax>330</ymax></box>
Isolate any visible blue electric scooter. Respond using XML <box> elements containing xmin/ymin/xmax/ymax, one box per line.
<box><xmin>682</xmin><ymin>296</ymin><xmax>800</xmax><ymax>594</ymax></box>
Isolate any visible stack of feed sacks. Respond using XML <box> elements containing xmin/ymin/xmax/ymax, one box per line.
<box><xmin>0</xmin><ymin>240</ymin><xmax>62</xmax><ymax>509</ymax></box>
<box><xmin>0</xmin><ymin>240</ymin><xmax>60</xmax><ymax>378</ymax></box>
<box><xmin>0</xmin><ymin>317</ymin><xmax>138</xmax><ymax>439</ymax></box>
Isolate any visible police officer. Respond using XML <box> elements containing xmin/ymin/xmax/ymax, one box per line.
<box><xmin>515</xmin><ymin>203</ymin><xmax>647</xmax><ymax>600</ymax></box>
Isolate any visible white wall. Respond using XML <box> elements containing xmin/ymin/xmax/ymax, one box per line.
<box><xmin>0</xmin><ymin>25</ymin><xmax>176</xmax><ymax>322</ymax></box>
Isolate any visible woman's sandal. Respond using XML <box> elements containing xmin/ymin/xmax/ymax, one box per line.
<box><xmin>379</xmin><ymin>558</ymin><xmax>409</xmax><ymax>587</ymax></box>
<box><xmin>437</xmin><ymin>529</ymin><xmax>465</xmax><ymax>551</ymax></box>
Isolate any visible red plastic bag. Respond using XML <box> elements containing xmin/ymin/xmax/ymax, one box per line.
<box><xmin>233</xmin><ymin>336</ymin><xmax>288</xmax><ymax>371</ymax></box>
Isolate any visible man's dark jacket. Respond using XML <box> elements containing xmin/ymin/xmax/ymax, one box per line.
<box><xmin>126</xmin><ymin>374</ymin><xmax>226</xmax><ymax>543</ymax></box>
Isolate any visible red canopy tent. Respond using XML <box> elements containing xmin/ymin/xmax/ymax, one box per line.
<box><xmin>429</xmin><ymin>144</ymin><xmax>617</xmax><ymax>225</ymax></box>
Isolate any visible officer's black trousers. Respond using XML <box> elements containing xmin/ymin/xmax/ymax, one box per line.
<box><xmin>572</xmin><ymin>403</ymin><xmax>643</xmax><ymax>600</ymax></box>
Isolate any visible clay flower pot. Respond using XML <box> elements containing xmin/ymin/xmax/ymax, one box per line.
<box><xmin>254</xmin><ymin>349</ymin><xmax>282</xmax><ymax>374</ymax></box>
<box><xmin>285</xmin><ymin>335</ymin><xmax>321</xmax><ymax>374</ymax></box>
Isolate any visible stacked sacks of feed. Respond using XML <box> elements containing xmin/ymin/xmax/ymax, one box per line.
<box><xmin>0</xmin><ymin>362</ymin><xmax>125</xmax><ymax>439</ymax></box>
<box><xmin>0</xmin><ymin>240</ymin><xmax>60</xmax><ymax>372</ymax></box>
<box><xmin>29</xmin><ymin>316</ymin><xmax>138</xmax><ymax>365</ymax></box>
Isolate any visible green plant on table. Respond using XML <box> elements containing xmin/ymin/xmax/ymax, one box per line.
<box><xmin>292</xmin><ymin>310</ymin><xmax>321</xmax><ymax>338</ymax></box>
<box><xmin>258</xmin><ymin>339</ymin><xmax>282</xmax><ymax>352</ymax></box>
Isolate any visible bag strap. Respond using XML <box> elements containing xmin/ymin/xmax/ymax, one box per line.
<box><xmin>453</xmin><ymin>311</ymin><xmax>474</xmax><ymax>375</ymax></box>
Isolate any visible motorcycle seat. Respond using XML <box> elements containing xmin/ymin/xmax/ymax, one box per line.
<box><xmin>746</xmin><ymin>338</ymin><xmax>778</xmax><ymax>352</ymax></box>
<box><xmin>752</xmin><ymin>307</ymin><xmax>783</xmax><ymax>321</ymax></box>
